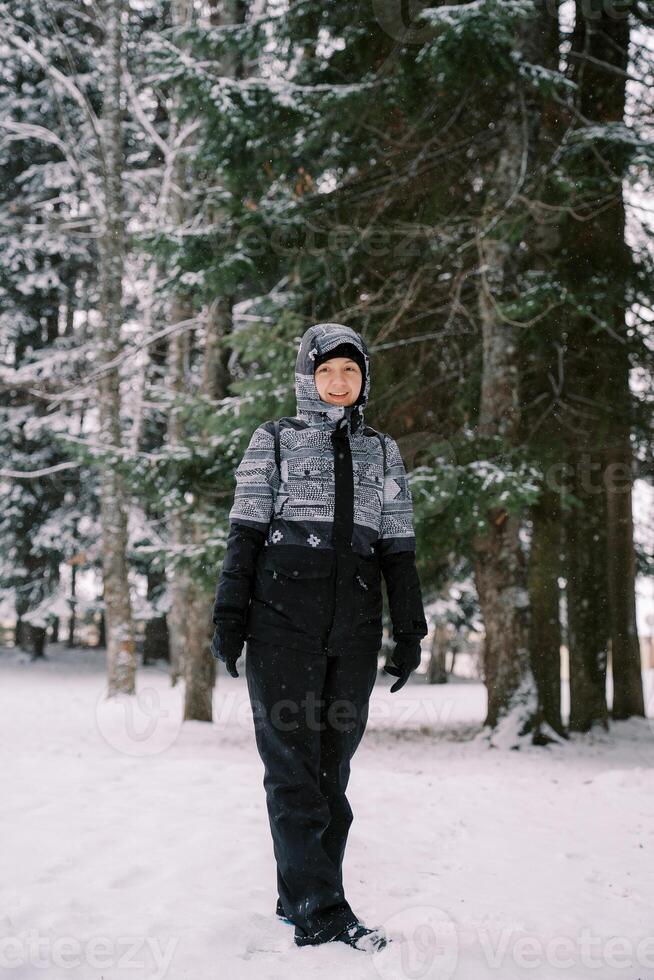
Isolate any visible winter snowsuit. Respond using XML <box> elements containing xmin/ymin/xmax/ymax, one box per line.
<box><xmin>212</xmin><ymin>322</ymin><xmax>428</xmax><ymax>944</ymax></box>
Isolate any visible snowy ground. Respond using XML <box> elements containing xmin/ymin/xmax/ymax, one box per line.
<box><xmin>1</xmin><ymin>644</ymin><xmax>653</xmax><ymax>980</ymax></box>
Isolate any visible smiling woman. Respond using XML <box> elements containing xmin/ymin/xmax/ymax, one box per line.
<box><xmin>312</xmin><ymin>341</ymin><xmax>366</xmax><ymax>408</ymax></box>
<box><xmin>211</xmin><ymin>321</ymin><xmax>428</xmax><ymax>952</ymax></box>
<box><xmin>314</xmin><ymin>357</ymin><xmax>362</xmax><ymax>406</ymax></box>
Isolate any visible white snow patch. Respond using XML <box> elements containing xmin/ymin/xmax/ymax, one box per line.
<box><xmin>0</xmin><ymin>644</ymin><xmax>652</xmax><ymax>979</ymax></box>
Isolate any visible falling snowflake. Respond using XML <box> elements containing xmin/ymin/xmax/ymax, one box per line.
<box><xmin>307</xmin><ymin>534</ymin><xmax>321</xmax><ymax>547</ymax></box>
<box><xmin>271</xmin><ymin>530</ymin><xmax>284</xmax><ymax>543</ymax></box>
<box><xmin>308</xmin><ymin>347</ymin><xmax>318</xmax><ymax>361</ymax></box>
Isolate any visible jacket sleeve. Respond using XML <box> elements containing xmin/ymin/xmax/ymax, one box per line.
<box><xmin>378</xmin><ymin>435</ymin><xmax>428</xmax><ymax>642</ymax></box>
<box><xmin>212</xmin><ymin>423</ymin><xmax>278</xmax><ymax>637</ymax></box>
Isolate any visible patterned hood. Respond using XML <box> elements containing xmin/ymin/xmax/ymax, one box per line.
<box><xmin>295</xmin><ymin>323</ymin><xmax>370</xmax><ymax>435</ymax></box>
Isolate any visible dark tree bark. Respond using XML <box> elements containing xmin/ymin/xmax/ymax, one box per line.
<box><xmin>67</xmin><ymin>561</ymin><xmax>77</xmax><ymax>648</ymax></box>
<box><xmin>528</xmin><ymin>488</ymin><xmax>566</xmax><ymax>736</ymax></box>
<box><xmin>142</xmin><ymin>569</ymin><xmax>170</xmax><ymax>665</ymax></box>
<box><xmin>471</xmin><ymin>76</ymin><xmax>537</xmax><ymax>743</ymax></box>
<box><xmin>520</xmin><ymin>0</ymin><xmax>567</xmax><ymax>740</ymax></box>
<box><xmin>29</xmin><ymin>625</ymin><xmax>47</xmax><ymax>660</ymax></box>
<box><xmin>606</xmin><ymin>408</ymin><xmax>645</xmax><ymax>719</ymax></box>
<box><xmin>564</xmin><ymin>459</ymin><xmax>610</xmax><ymax>731</ymax></box>
<box><xmin>562</xmin><ymin>0</ymin><xmax>643</xmax><ymax>727</ymax></box>
<box><xmin>97</xmin><ymin>608</ymin><xmax>106</xmax><ymax>650</ymax></box>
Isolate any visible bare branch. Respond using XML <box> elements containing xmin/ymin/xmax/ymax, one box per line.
<box><xmin>1</xmin><ymin>460</ymin><xmax>81</xmax><ymax>479</ymax></box>
<box><xmin>121</xmin><ymin>68</ymin><xmax>170</xmax><ymax>158</ymax></box>
<box><xmin>4</xmin><ymin>31</ymin><xmax>103</xmax><ymax>147</ymax></box>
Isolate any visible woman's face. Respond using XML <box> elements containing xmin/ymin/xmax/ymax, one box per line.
<box><xmin>314</xmin><ymin>357</ymin><xmax>363</xmax><ymax>406</ymax></box>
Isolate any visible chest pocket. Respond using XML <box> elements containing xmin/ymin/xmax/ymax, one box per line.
<box><xmin>285</xmin><ymin>456</ymin><xmax>332</xmax><ymax>509</ymax></box>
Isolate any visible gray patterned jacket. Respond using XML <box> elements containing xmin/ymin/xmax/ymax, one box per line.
<box><xmin>213</xmin><ymin>322</ymin><xmax>428</xmax><ymax>657</ymax></box>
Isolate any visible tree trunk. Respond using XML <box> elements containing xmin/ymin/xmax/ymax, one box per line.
<box><xmin>606</xmin><ymin>409</ymin><xmax>644</xmax><ymax>719</ymax></box>
<box><xmin>471</xmin><ymin>98</ymin><xmax>538</xmax><ymax>744</ymax></box>
<box><xmin>143</xmin><ymin>568</ymin><xmax>170</xmax><ymax>665</ymax></box>
<box><xmin>181</xmin><ymin>298</ymin><xmax>237</xmax><ymax>720</ymax></box>
<box><xmin>473</xmin><ymin>516</ymin><xmax>534</xmax><ymax>736</ymax></box>
<box><xmin>97</xmin><ymin>607</ymin><xmax>106</xmax><ymax>649</ymax></box>
<box><xmin>166</xmin><ymin>305</ymin><xmax>195</xmax><ymax>691</ymax></box>
<box><xmin>184</xmin><ymin>578</ymin><xmax>215</xmax><ymax>722</ymax></box>
<box><xmin>588</xmin><ymin>14</ymin><xmax>643</xmax><ymax>722</ymax></box>
<box><xmin>29</xmin><ymin>625</ymin><xmax>46</xmax><ymax>660</ymax></box>
<box><xmin>518</xmin><ymin>1</ymin><xmax>568</xmax><ymax>740</ymax></box>
<box><xmin>67</xmin><ymin>561</ymin><xmax>77</xmax><ymax>647</ymax></box>
<box><xmin>564</xmin><ymin>462</ymin><xmax>610</xmax><ymax>731</ymax></box>
<box><xmin>528</xmin><ymin>489</ymin><xmax>566</xmax><ymax>736</ymax></box>
<box><xmin>203</xmin><ymin>295</ymin><xmax>233</xmax><ymax>397</ymax></box>
<box><xmin>164</xmin><ymin>0</ymin><xmax>245</xmax><ymax>717</ymax></box>
<box><xmin>166</xmin><ymin>0</ymin><xmax>210</xmax><ymax>711</ymax></box>
<box><xmin>164</xmin><ymin>0</ymin><xmax>191</xmax><ymax>693</ymax></box>
<box><xmin>426</xmin><ymin>619</ymin><xmax>448</xmax><ymax>685</ymax></box>
<box><xmin>562</xmin><ymin>0</ymin><xmax>643</xmax><ymax>726</ymax></box>
<box><xmin>97</xmin><ymin>0</ymin><xmax>136</xmax><ymax>696</ymax></box>
<box><xmin>166</xmin><ymin>289</ymin><xmax>191</xmax><ymax>689</ymax></box>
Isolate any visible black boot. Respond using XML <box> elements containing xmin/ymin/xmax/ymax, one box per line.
<box><xmin>294</xmin><ymin>918</ymin><xmax>389</xmax><ymax>952</ymax></box>
<box><xmin>275</xmin><ymin>898</ymin><xmax>293</xmax><ymax>925</ymax></box>
<box><xmin>333</xmin><ymin>921</ymin><xmax>389</xmax><ymax>952</ymax></box>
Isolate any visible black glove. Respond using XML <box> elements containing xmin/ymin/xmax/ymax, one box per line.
<box><xmin>210</xmin><ymin>626</ymin><xmax>245</xmax><ymax>678</ymax></box>
<box><xmin>383</xmin><ymin>638</ymin><xmax>422</xmax><ymax>693</ymax></box>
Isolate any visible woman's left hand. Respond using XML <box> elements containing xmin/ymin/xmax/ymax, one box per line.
<box><xmin>383</xmin><ymin>638</ymin><xmax>422</xmax><ymax>693</ymax></box>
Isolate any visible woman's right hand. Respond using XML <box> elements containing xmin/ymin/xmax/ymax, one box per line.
<box><xmin>210</xmin><ymin>626</ymin><xmax>245</xmax><ymax>677</ymax></box>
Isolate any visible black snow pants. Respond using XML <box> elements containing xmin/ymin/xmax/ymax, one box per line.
<box><xmin>245</xmin><ymin>639</ymin><xmax>379</xmax><ymax>945</ymax></box>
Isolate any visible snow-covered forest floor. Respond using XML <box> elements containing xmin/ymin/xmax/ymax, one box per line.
<box><xmin>1</xmin><ymin>644</ymin><xmax>653</xmax><ymax>980</ymax></box>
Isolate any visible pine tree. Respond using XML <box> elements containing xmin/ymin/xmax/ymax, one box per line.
<box><xmin>0</xmin><ymin>2</ymin><xmax>96</xmax><ymax>656</ymax></box>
